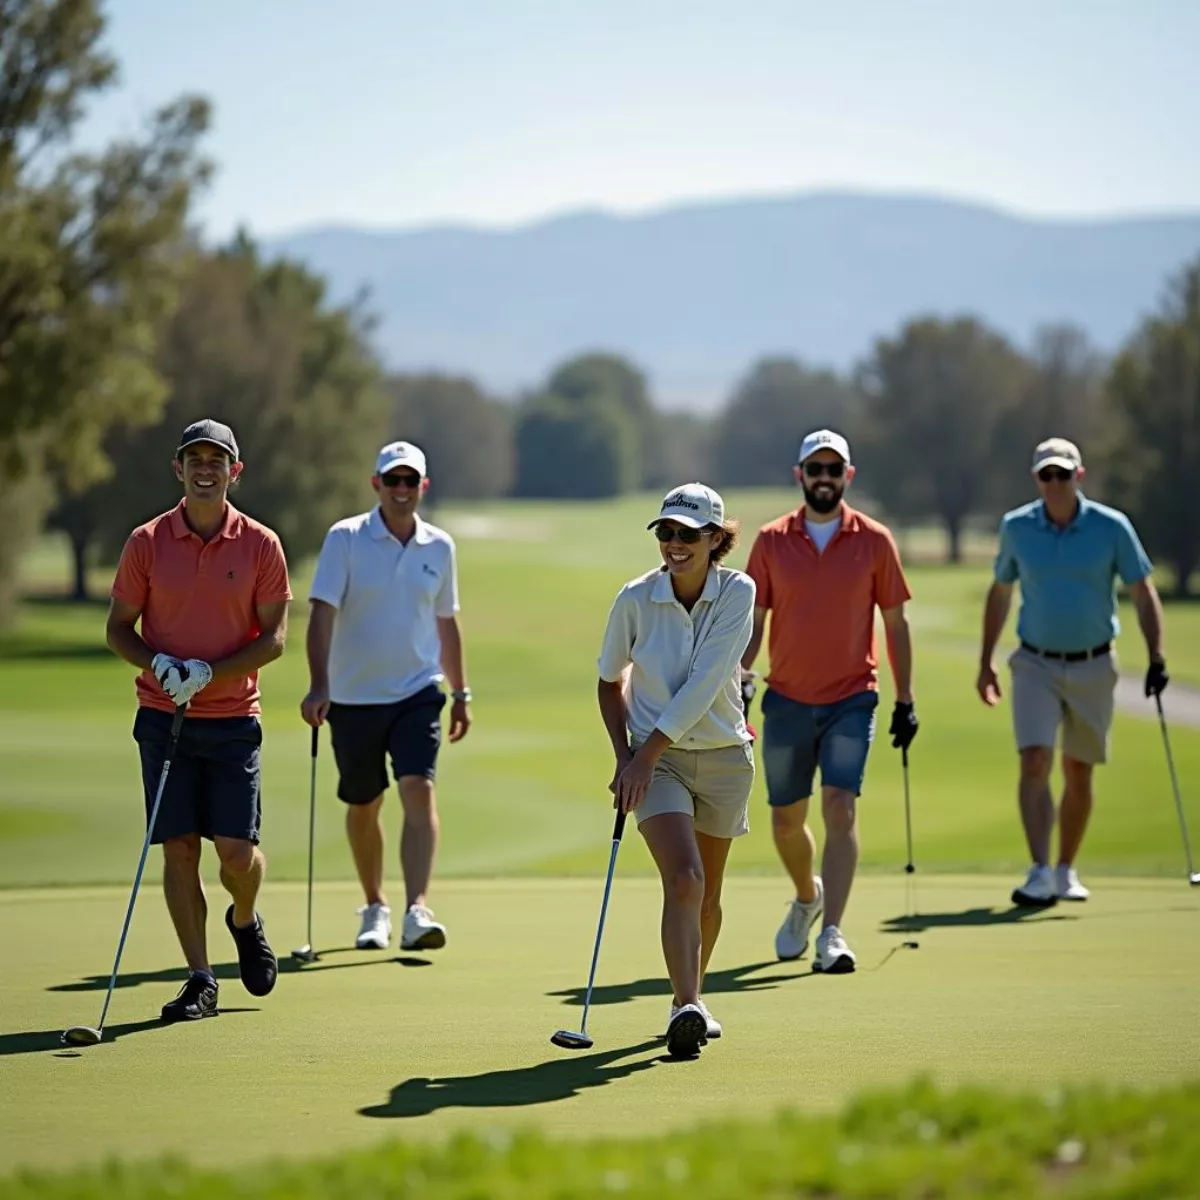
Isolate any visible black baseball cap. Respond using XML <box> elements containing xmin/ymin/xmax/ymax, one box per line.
<box><xmin>176</xmin><ymin>419</ymin><xmax>240</xmax><ymax>461</ymax></box>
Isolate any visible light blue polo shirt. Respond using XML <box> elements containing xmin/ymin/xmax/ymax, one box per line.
<box><xmin>993</xmin><ymin>493</ymin><xmax>1152</xmax><ymax>652</ymax></box>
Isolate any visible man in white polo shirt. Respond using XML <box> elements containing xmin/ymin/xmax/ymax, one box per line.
<box><xmin>301</xmin><ymin>440</ymin><xmax>472</xmax><ymax>952</ymax></box>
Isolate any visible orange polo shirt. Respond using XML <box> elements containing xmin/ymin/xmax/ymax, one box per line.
<box><xmin>111</xmin><ymin>501</ymin><xmax>292</xmax><ymax>718</ymax></box>
<box><xmin>745</xmin><ymin>504</ymin><xmax>911</xmax><ymax>706</ymax></box>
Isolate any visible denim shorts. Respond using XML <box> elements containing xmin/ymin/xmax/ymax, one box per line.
<box><xmin>760</xmin><ymin>688</ymin><xmax>878</xmax><ymax>806</ymax></box>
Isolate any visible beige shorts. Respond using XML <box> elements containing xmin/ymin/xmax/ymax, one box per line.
<box><xmin>634</xmin><ymin>743</ymin><xmax>754</xmax><ymax>839</ymax></box>
<box><xmin>1009</xmin><ymin>646</ymin><xmax>1118</xmax><ymax>765</ymax></box>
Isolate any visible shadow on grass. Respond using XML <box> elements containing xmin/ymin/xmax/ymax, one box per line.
<box><xmin>359</xmin><ymin>1038</ymin><xmax>664</xmax><ymax>1119</ymax></box>
<box><xmin>881</xmin><ymin>906</ymin><xmax>1075</xmax><ymax>935</ymax></box>
<box><xmin>0</xmin><ymin>1009</ymin><xmax>259</xmax><ymax>1058</ymax></box>
<box><xmin>547</xmin><ymin>959</ymin><xmax>813</xmax><ymax>1009</ymax></box>
<box><xmin>47</xmin><ymin>951</ymin><xmax>430</xmax><ymax>994</ymax></box>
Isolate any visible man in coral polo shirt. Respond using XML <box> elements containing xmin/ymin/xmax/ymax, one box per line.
<box><xmin>107</xmin><ymin>419</ymin><xmax>292</xmax><ymax>1023</ymax></box>
<box><xmin>742</xmin><ymin>429</ymin><xmax>918</xmax><ymax>974</ymax></box>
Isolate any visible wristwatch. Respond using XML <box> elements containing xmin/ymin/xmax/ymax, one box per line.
<box><xmin>451</xmin><ymin>688</ymin><xmax>472</xmax><ymax>703</ymax></box>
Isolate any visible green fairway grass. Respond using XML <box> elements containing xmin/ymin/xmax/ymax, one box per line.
<box><xmin>2</xmin><ymin>491</ymin><xmax>1197</xmax><ymax>887</ymax></box>
<box><xmin>2</xmin><ymin>876</ymin><xmax>1198</xmax><ymax>1176</ymax></box>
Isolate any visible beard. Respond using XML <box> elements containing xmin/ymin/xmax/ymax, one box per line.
<box><xmin>802</xmin><ymin>481</ymin><xmax>843</xmax><ymax>515</ymax></box>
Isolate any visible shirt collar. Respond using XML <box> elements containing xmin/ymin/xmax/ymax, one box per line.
<box><xmin>370</xmin><ymin>507</ymin><xmax>434</xmax><ymax>545</ymax></box>
<box><xmin>169</xmin><ymin>500</ymin><xmax>241</xmax><ymax>540</ymax></box>
<box><xmin>651</xmin><ymin>564</ymin><xmax>722</xmax><ymax>604</ymax></box>
<box><xmin>1036</xmin><ymin>491</ymin><xmax>1090</xmax><ymax>530</ymax></box>
<box><xmin>791</xmin><ymin>503</ymin><xmax>860</xmax><ymax>537</ymax></box>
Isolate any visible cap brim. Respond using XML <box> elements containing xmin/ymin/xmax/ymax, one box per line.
<box><xmin>1033</xmin><ymin>457</ymin><xmax>1079</xmax><ymax>473</ymax></box>
<box><xmin>648</xmin><ymin>511</ymin><xmax>709</xmax><ymax>530</ymax></box>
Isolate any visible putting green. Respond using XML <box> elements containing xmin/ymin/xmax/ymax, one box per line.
<box><xmin>2</xmin><ymin>875</ymin><xmax>1197</xmax><ymax>1176</ymax></box>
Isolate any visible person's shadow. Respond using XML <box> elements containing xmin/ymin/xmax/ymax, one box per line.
<box><xmin>0</xmin><ymin>1009</ymin><xmax>260</xmax><ymax>1058</ymax></box>
<box><xmin>359</xmin><ymin>1038</ymin><xmax>663</xmax><ymax>1119</ymax></box>
<box><xmin>880</xmin><ymin>906</ymin><xmax>1073</xmax><ymax>935</ymax></box>
<box><xmin>547</xmin><ymin>959</ymin><xmax>814</xmax><ymax>1009</ymax></box>
<box><xmin>47</xmin><ymin>951</ymin><xmax>430</xmax><ymax>994</ymax></box>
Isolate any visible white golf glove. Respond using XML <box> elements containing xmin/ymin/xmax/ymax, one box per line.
<box><xmin>152</xmin><ymin>654</ymin><xmax>213</xmax><ymax>705</ymax></box>
<box><xmin>151</xmin><ymin>653</ymin><xmax>184</xmax><ymax>693</ymax></box>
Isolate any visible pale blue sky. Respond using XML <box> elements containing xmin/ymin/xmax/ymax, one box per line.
<box><xmin>84</xmin><ymin>0</ymin><xmax>1200</xmax><ymax>238</ymax></box>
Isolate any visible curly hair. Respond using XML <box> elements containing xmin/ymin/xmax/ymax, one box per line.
<box><xmin>708</xmin><ymin>518</ymin><xmax>740</xmax><ymax>564</ymax></box>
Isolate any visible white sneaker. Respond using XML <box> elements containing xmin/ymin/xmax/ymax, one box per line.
<box><xmin>1012</xmin><ymin>864</ymin><xmax>1058</xmax><ymax>908</ymax></box>
<box><xmin>1055</xmin><ymin>864</ymin><xmax>1090</xmax><ymax>901</ymax></box>
<box><xmin>354</xmin><ymin>902</ymin><xmax>391</xmax><ymax>950</ymax></box>
<box><xmin>775</xmin><ymin>877</ymin><xmax>824</xmax><ymax>961</ymax></box>
<box><xmin>664</xmin><ymin>1002</ymin><xmax>707</xmax><ymax>1058</ymax></box>
<box><xmin>401</xmin><ymin>903</ymin><xmax>447</xmax><ymax>950</ymax></box>
<box><xmin>694</xmin><ymin>1000</ymin><xmax>722</xmax><ymax>1039</ymax></box>
<box><xmin>813</xmin><ymin>924</ymin><xmax>857</xmax><ymax>974</ymax></box>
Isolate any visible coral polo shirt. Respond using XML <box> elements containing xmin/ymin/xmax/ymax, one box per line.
<box><xmin>745</xmin><ymin>504</ymin><xmax>911</xmax><ymax>706</ymax></box>
<box><xmin>111</xmin><ymin>501</ymin><xmax>292</xmax><ymax>717</ymax></box>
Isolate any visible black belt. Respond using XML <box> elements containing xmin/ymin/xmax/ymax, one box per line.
<box><xmin>1020</xmin><ymin>641</ymin><xmax>1111</xmax><ymax>662</ymax></box>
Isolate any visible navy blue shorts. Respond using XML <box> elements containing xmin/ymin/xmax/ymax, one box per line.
<box><xmin>760</xmin><ymin>688</ymin><xmax>879</xmax><ymax>805</ymax></box>
<box><xmin>327</xmin><ymin>685</ymin><xmax>447</xmax><ymax>805</ymax></box>
<box><xmin>133</xmin><ymin>708</ymin><xmax>263</xmax><ymax>844</ymax></box>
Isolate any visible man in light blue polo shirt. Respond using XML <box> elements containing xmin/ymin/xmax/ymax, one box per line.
<box><xmin>977</xmin><ymin>438</ymin><xmax>1168</xmax><ymax>906</ymax></box>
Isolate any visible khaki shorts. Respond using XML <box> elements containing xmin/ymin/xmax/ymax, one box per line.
<box><xmin>1009</xmin><ymin>646</ymin><xmax>1118</xmax><ymax>765</ymax></box>
<box><xmin>634</xmin><ymin>743</ymin><xmax>755</xmax><ymax>839</ymax></box>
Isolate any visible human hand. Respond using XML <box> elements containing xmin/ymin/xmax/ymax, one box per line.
<box><xmin>448</xmin><ymin>698</ymin><xmax>471</xmax><ymax>743</ymax></box>
<box><xmin>889</xmin><ymin>700</ymin><xmax>919</xmax><ymax>751</ymax></box>
<box><xmin>300</xmin><ymin>688</ymin><xmax>330</xmax><ymax>727</ymax></box>
<box><xmin>615</xmin><ymin>753</ymin><xmax>655</xmax><ymax>814</ymax></box>
<box><xmin>608</xmin><ymin>747</ymin><xmax>634</xmax><ymax>797</ymax></box>
<box><xmin>976</xmin><ymin>664</ymin><xmax>1002</xmax><ymax>706</ymax></box>
<box><xmin>160</xmin><ymin>659</ymin><xmax>213</xmax><ymax>706</ymax></box>
<box><xmin>739</xmin><ymin>667</ymin><xmax>757</xmax><ymax>714</ymax></box>
<box><xmin>1145</xmin><ymin>659</ymin><xmax>1169</xmax><ymax>698</ymax></box>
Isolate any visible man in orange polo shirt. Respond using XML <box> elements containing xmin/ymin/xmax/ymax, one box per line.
<box><xmin>742</xmin><ymin>429</ymin><xmax>917</xmax><ymax>974</ymax></box>
<box><xmin>106</xmin><ymin>419</ymin><xmax>292</xmax><ymax>1022</ymax></box>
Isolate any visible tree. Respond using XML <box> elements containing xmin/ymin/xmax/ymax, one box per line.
<box><xmin>387</xmin><ymin>374</ymin><xmax>514</xmax><ymax>504</ymax></box>
<box><xmin>0</xmin><ymin>0</ymin><xmax>210</xmax><ymax>618</ymax></box>
<box><xmin>857</xmin><ymin>317</ymin><xmax>1030</xmax><ymax>562</ymax></box>
<box><xmin>710</xmin><ymin>358</ymin><xmax>859</xmax><ymax>487</ymax></box>
<box><xmin>513</xmin><ymin>392</ymin><xmax>637</xmax><ymax>499</ymax></box>
<box><xmin>1103</xmin><ymin>257</ymin><xmax>1200</xmax><ymax>597</ymax></box>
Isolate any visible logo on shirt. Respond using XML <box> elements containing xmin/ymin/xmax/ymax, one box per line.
<box><xmin>421</xmin><ymin>564</ymin><xmax>438</xmax><ymax>578</ymax></box>
<box><xmin>227</xmin><ymin>571</ymin><xmax>235</xmax><ymax>580</ymax></box>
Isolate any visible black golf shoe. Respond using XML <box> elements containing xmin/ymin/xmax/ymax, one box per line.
<box><xmin>161</xmin><ymin>973</ymin><xmax>219</xmax><ymax>1022</ymax></box>
<box><xmin>225</xmin><ymin>905</ymin><xmax>278</xmax><ymax>997</ymax></box>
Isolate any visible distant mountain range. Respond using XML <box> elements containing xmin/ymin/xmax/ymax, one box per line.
<box><xmin>266</xmin><ymin>191</ymin><xmax>1200</xmax><ymax>410</ymax></box>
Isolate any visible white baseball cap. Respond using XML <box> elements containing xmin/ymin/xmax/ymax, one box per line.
<box><xmin>648</xmin><ymin>482</ymin><xmax>725</xmax><ymax>530</ymax></box>
<box><xmin>375</xmin><ymin>440</ymin><xmax>427</xmax><ymax>478</ymax></box>
<box><xmin>798</xmin><ymin>428</ymin><xmax>851</xmax><ymax>464</ymax></box>
<box><xmin>1031</xmin><ymin>437</ymin><xmax>1082</xmax><ymax>474</ymax></box>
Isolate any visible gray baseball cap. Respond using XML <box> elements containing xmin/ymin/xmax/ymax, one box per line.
<box><xmin>176</xmin><ymin>419</ymin><xmax>240</xmax><ymax>461</ymax></box>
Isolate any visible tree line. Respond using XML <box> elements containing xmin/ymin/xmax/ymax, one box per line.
<box><xmin>3</xmin><ymin>0</ymin><xmax>1199</xmax><ymax>625</ymax></box>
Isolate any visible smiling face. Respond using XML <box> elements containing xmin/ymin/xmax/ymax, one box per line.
<box><xmin>174</xmin><ymin>442</ymin><xmax>240</xmax><ymax>505</ymax></box>
<box><xmin>372</xmin><ymin>466</ymin><xmax>429</xmax><ymax>522</ymax></box>
<box><xmin>794</xmin><ymin>449</ymin><xmax>855</xmax><ymax>515</ymax></box>
<box><xmin>653</xmin><ymin>520</ymin><xmax>721</xmax><ymax>583</ymax></box>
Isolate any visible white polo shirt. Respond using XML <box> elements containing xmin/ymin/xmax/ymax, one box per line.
<box><xmin>310</xmin><ymin>509</ymin><xmax>459</xmax><ymax>705</ymax></box>
<box><xmin>597</xmin><ymin>565</ymin><xmax>755</xmax><ymax>750</ymax></box>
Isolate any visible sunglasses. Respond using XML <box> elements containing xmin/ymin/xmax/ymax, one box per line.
<box><xmin>1037</xmin><ymin>467</ymin><xmax>1075</xmax><ymax>483</ymax></box>
<box><xmin>802</xmin><ymin>460</ymin><xmax>845</xmax><ymax>479</ymax></box>
<box><xmin>653</xmin><ymin>524</ymin><xmax>707</xmax><ymax>544</ymax></box>
<box><xmin>380</xmin><ymin>470</ymin><xmax>422</xmax><ymax>489</ymax></box>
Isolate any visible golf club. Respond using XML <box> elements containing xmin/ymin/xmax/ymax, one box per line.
<box><xmin>901</xmin><ymin>746</ymin><xmax>919</xmax><ymax>948</ymax></box>
<box><xmin>1155</xmin><ymin>694</ymin><xmax>1200</xmax><ymax>886</ymax></box>
<box><xmin>551</xmin><ymin>806</ymin><xmax>628</xmax><ymax>1050</ymax></box>
<box><xmin>61</xmin><ymin>704</ymin><xmax>188</xmax><ymax>1047</ymax></box>
<box><xmin>292</xmin><ymin>724</ymin><xmax>320</xmax><ymax>963</ymax></box>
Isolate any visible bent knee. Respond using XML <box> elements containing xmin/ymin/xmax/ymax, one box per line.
<box><xmin>1062</xmin><ymin>755</ymin><xmax>1095</xmax><ymax>787</ymax></box>
<box><xmin>215</xmin><ymin>839</ymin><xmax>257</xmax><ymax>875</ymax></box>
<box><xmin>1020</xmin><ymin>746</ymin><xmax>1053</xmax><ymax>780</ymax></box>
<box><xmin>162</xmin><ymin>835</ymin><xmax>201</xmax><ymax>868</ymax></box>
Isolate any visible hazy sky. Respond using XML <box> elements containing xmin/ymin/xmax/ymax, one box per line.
<box><xmin>83</xmin><ymin>0</ymin><xmax>1200</xmax><ymax>239</ymax></box>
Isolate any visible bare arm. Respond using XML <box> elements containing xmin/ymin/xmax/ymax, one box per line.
<box><xmin>1128</xmin><ymin>577</ymin><xmax>1165</xmax><ymax>662</ymax></box>
<box><xmin>305</xmin><ymin>600</ymin><xmax>336</xmax><ymax>692</ymax></box>
<box><xmin>437</xmin><ymin>614</ymin><xmax>471</xmax><ymax>743</ymax></box>
<box><xmin>977</xmin><ymin>581</ymin><xmax>1014</xmax><ymax>705</ymax></box>
<box><xmin>880</xmin><ymin>604</ymin><xmax>913</xmax><ymax>703</ymax></box>
<box><xmin>597</xmin><ymin>677</ymin><xmax>632</xmax><ymax>760</ymax></box>
<box><xmin>740</xmin><ymin>605</ymin><xmax>767</xmax><ymax>673</ymax></box>
<box><xmin>106</xmin><ymin>597</ymin><xmax>155</xmax><ymax>670</ymax></box>
<box><xmin>209</xmin><ymin>601</ymin><xmax>288</xmax><ymax>681</ymax></box>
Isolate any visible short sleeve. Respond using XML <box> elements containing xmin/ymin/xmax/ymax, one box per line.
<box><xmin>597</xmin><ymin>587</ymin><xmax>637</xmax><ymax>682</ymax></box>
<box><xmin>993</xmin><ymin>518</ymin><xmax>1019</xmax><ymax>584</ymax></box>
<box><xmin>256</xmin><ymin>532</ymin><xmax>292</xmax><ymax>604</ymax></box>
<box><xmin>435</xmin><ymin>541</ymin><xmax>460</xmax><ymax>619</ymax></box>
<box><xmin>309</xmin><ymin>527</ymin><xmax>350</xmax><ymax>609</ymax></box>
<box><xmin>873</xmin><ymin>530</ymin><xmax>912</xmax><ymax>610</ymax></box>
<box><xmin>1114</xmin><ymin>514</ymin><xmax>1153</xmax><ymax>586</ymax></box>
<box><xmin>744</xmin><ymin>532</ymin><xmax>773</xmax><ymax>611</ymax></box>
<box><xmin>111</xmin><ymin>530</ymin><xmax>151</xmax><ymax>610</ymax></box>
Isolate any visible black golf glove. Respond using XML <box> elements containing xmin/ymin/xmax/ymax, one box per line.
<box><xmin>1145</xmin><ymin>658</ymin><xmax>1169</xmax><ymax>698</ymax></box>
<box><xmin>740</xmin><ymin>669</ymin><xmax>757</xmax><ymax>715</ymax></box>
<box><xmin>889</xmin><ymin>700</ymin><xmax>919</xmax><ymax>751</ymax></box>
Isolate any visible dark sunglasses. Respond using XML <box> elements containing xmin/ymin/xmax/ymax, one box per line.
<box><xmin>1037</xmin><ymin>467</ymin><xmax>1074</xmax><ymax>483</ymax></box>
<box><xmin>802</xmin><ymin>460</ymin><xmax>845</xmax><ymax>479</ymax></box>
<box><xmin>653</xmin><ymin>524</ymin><xmax>707</xmax><ymax>544</ymax></box>
<box><xmin>380</xmin><ymin>470</ymin><xmax>422</xmax><ymax>489</ymax></box>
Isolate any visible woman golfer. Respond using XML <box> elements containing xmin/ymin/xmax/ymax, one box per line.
<box><xmin>597</xmin><ymin>483</ymin><xmax>756</xmax><ymax>1058</ymax></box>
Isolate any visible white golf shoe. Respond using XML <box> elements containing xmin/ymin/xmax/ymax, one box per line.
<box><xmin>401</xmin><ymin>903</ymin><xmax>447</xmax><ymax>950</ymax></box>
<box><xmin>775</xmin><ymin>876</ymin><xmax>825</xmax><ymax>961</ymax></box>
<box><xmin>664</xmin><ymin>1002</ymin><xmax>707</xmax><ymax>1058</ymax></box>
<box><xmin>1012</xmin><ymin>864</ymin><xmax>1058</xmax><ymax>908</ymax></box>
<box><xmin>1055</xmin><ymin>864</ymin><xmax>1090</xmax><ymax>901</ymax></box>
<box><xmin>354</xmin><ymin>902</ymin><xmax>391</xmax><ymax>950</ymax></box>
<box><xmin>813</xmin><ymin>924</ymin><xmax>857</xmax><ymax>974</ymax></box>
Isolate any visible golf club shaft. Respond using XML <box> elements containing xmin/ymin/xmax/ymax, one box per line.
<box><xmin>902</xmin><ymin>746</ymin><xmax>914</xmax><ymax>871</ymax></box>
<box><xmin>305</xmin><ymin>724</ymin><xmax>318</xmax><ymax>950</ymax></box>
<box><xmin>579</xmin><ymin>809</ymin><xmax>628</xmax><ymax>1035</ymax></box>
<box><xmin>96</xmin><ymin>705</ymin><xmax>187</xmax><ymax>1033</ymax></box>
<box><xmin>1156</xmin><ymin>695</ymin><xmax>1197</xmax><ymax>877</ymax></box>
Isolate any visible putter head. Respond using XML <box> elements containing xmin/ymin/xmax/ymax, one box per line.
<box><xmin>902</xmin><ymin>940</ymin><xmax>920</xmax><ymax>949</ymax></box>
<box><xmin>291</xmin><ymin>945</ymin><xmax>318</xmax><ymax>963</ymax></box>
<box><xmin>550</xmin><ymin>1029</ymin><xmax>593</xmax><ymax>1051</ymax></box>
<box><xmin>1189</xmin><ymin>873</ymin><xmax>1200</xmax><ymax>887</ymax></box>
<box><xmin>61</xmin><ymin>1026</ymin><xmax>102</xmax><ymax>1047</ymax></box>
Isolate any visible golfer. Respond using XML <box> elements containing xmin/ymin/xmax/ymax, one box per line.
<box><xmin>977</xmin><ymin>438</ymin><xmax>1167</xmax><ymax>906</ymax></box>
<box><xmin>598</xmin><ymin>483</ymin><xmax>755</xmax><ymax>1058</ymax></box>
<box><xmin>301</xmin><ymin>440</ymin><xmax>471</xmax><ymax>953</ymax></box>
<box><xmin>106</xmin><ymin>419</ymin><xmax>291</xmax><ymax>1022</ymax></box>
<box><xmin>742</xmin><ymin>429</ymin><xmax>917</xmax><ymax>974</ymax></box>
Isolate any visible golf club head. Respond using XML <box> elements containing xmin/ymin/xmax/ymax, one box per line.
<box><xmin>550</xmin><ymin>1029</ymin><xmax>593</xmax><ymax>1051</ymax></box>
<box><xmin>902</xmin><ymin>940</ymin><xmax>920</xmax><ymax>949</ymax></box>
<box><xmin>1189</xmin><ymin>873</ymin><xmax>1200</xmax><ymax>887</ymax></box>
<box><xmin>291</xmin><ymin>945</ymin><xmax>318</xmax><ymax>963</ymax></box>
<box><xmin>61</xmin><ymin>1026</ymin><xmax>102</xmax><ymax>1047</ymax></box>
<box><xmin>904</xmin><ymin>864</ymin><xmax>915</xmax><ymax>875</ymax></box>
